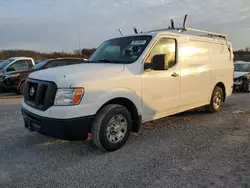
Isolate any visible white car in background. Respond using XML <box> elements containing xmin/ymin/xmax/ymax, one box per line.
<box><xmin>234</xmin><ymin>61</ymin><xmax>250</xmax><ymax>92</ymax></box>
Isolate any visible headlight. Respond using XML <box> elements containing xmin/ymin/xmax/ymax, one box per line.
<box><xmin>54</xmin><ymin>88</ymin><xmax>84</xmax><ymax>106</ymax></box>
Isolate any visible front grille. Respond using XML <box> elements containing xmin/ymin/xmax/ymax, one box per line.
<box><xmin>24</xmin><ymin>78</ymin><xmax>57</xmax><ymax>111</ymax></box>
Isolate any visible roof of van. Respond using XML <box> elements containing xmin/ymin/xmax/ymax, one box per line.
<box><xmin>117</xmin><ymin>31</ymin><xmax>231</xmax><ymax>45</ymax></box>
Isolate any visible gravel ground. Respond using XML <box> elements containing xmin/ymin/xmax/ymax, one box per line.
<box><xmin>0</xmin><ymin>93</ymin><xmax>22</xmax><ymax>105</ymax></box>
<box><xmin>0</xmin><ymin>93</ymin><xmax>250</xmax><ymax>188</ymax></box>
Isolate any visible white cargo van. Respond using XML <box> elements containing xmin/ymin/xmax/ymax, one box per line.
<box><xmin>21</xmin><ymin>15</ymin><xmax>234</xmax><ymax>151</ymax></box>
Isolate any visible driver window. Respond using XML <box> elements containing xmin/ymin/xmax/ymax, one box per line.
<box><xmin>145</xmin><ymin>38</ymin><xmax>176</xmax><ymax>68</ymax></box>
<box><xmin>8</xmin><ymin>60</ymin><xmax>30</xmax><ymax>71</ymax></box>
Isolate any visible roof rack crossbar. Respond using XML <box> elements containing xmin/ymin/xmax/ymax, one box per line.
<box><xmin>145</xmin><ymin>14</ymin><xmax>228</xmax><ymax>39</ymax></box>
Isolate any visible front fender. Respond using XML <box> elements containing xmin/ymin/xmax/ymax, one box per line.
<box><xmin>95</xmin><ymin>88</ymin><xmax>142</xmax><ymax>115</ymax></box>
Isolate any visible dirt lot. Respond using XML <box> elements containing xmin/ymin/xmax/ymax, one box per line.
<box><xmin>0</xmin><ymin>93</ymin><xmax>250</xmax><ymax>188</ymax></box>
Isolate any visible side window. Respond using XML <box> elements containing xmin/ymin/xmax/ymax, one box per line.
<box><xmin>8</xmin><ymin>60</ymin><xmax>29</xmax><ymax>71</ymax></box>
<box><xmin>145</xmin><ymin>38</ymin><xmax>176</xmax><ymax>69</ymax></box>
<box><xmin>47</xmin><ymin>60</ymin><xmax>66</xmax><ymax>68</ymax></box>
<box><xmin>26</xmin><ymin>60</ymin><xmax>34</xmax><ymax>68</ymax></box>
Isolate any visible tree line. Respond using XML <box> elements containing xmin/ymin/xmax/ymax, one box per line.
<box><xmin>234</xmin><ymin>47</ymin><xmax>250</xmax><ymax>62</ymax></box>
<box><xmin>0</xmin><ymin>49</ymin><xmax>96</xmax><ymax>61</ymax></box>
<box><xmin>0</xmin><ymin>47</ymin><xmax>250</xmax><ymax>62</ymax></box>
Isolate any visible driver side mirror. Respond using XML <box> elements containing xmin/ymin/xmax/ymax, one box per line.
<box><xmin>6</xmin><ymin>67</ymin><xmax>16</xmax><ymax>72</ymax></box>
<box><xmin>152</xmin><ymin>54</ymin><xmax>168</xmax><ymax>70</ymax></box>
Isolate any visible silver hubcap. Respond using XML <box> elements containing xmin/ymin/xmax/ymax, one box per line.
<box><xmin>107</xmin><ymin>115</ymin><xmax>127</xmax><ymax>143</ymax></box>
<box><xmin>213</xmin><ymin>91</ymin><xmax>222</xmax><ymax>109</ymax></box>
<box><xmin>248</xmin><ymin>83</ymin><xmax>250</xmax><ymax>91</ymax></box>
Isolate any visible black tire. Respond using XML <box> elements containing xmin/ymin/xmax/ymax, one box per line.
<box><xmin>0</xmin><ymin>86</ymin><xmax>3</xmax><ymax>94</ymax></box>
<box><xmin>242</xmin><ymin>80</ymin><xmax>250</xmax><ymax>93</ymax></box>
<box><xmin>205</xmin><ymin>86</ymin><xmax>224</xmax><ymax>113</ymax></box>
<box><xmin>19</xmin><ymin>82</ymin><xmax>25</xmax><ymax>95</ymax></box>
<box><xmin>91</xmin><ymin>104</ymin><xmax>132</xmax><ymax>152</ymax></box>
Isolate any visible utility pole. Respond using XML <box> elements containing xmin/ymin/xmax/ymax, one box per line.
<box><xmin>78</xmin><ymin>37</ymin><xmax>81</xmax><ymax>50</ymax></box>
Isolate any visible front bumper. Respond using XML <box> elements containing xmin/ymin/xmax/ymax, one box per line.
<box><xmin>22</xmin><ymin>108</ymin><xmax>93</xmax><ymax>141</ymax></box>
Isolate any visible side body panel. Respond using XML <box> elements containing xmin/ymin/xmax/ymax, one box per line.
<box><xmin>209</xmin><ymin>42</ymin><xmax>234</xmax><ymax>98</ymax></box>
<box><xmin>179</xmin><ymin>38</ymin><xmax>211</xmax><ymax>111</ymax></box>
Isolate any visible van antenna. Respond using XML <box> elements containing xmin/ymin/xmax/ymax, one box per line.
<box><xmin>118</xmin><ymin>29</ymin><xmax>124</xmax><ymax>36</ymax></box>
<box><xmin>183</xmin><ymin>14</ymin><xmax>188</xmax><ymax>30</ymax></box>
<box><xmin>133</xmin><ymin>27</ymin><xmax>138</xmax><ymax>34</ymax></box>
<box><xmin>170</xmin><ymin>19</ymin><xmax>175</xmax><ymax>29</ymax></box>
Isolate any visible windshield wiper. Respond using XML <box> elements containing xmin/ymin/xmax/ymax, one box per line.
<box><xmin>96</xmin><ymin>59</ymin><xmax>115</xmax><ymax>63</ymax></box>
<box><xmin>87</xmin><ymin>59</ymin><xmax>129</xmax><ymax>64</ymax></box>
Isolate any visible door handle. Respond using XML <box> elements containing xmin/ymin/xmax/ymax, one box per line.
<box><xmin>171</xmin><ymin>72</ymin><xmax>179</xmax><ymax>77</ymax></box>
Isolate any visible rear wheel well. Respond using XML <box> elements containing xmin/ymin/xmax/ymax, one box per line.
<box><xmin>215</xmin><ymin>82</ymin><xmax>226</xmax><ymax>101</ymax></box>
<box><xmin>17</xmin><ymin>80</ymin><xmax>26</xmax><ymax>94</ymax></box>
<box><xmin>18</xmin><ymin>79</ymin><xmax>26</xmax><ymax>89</ymax></box>
<box><xmin>98</xmin><ymin>98</ymin><xmax>141</xmax><ymax>133</ymax></box>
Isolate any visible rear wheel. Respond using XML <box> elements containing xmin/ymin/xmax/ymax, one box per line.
<box><xmin>91</xmin><ymin>104</ymin><xmax>132</xmax><ymax>151</ymax></box>
<box><xmin>0</xmin><ymin>86</ymin><xmax>3</xmax><ymax>94</ymax></box>
<box><xmin>19</xmin><ymin>82</ymin><xmax>25</xmax><ymax>95</ymax></box>
<box><xmin>205</xmin><ymin>86</ymin><xmax>224</xmax><ymax>113</ymax></box>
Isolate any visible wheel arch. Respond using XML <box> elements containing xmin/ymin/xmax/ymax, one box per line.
<box><xmin>214</xmin><ymin>82</ymin><xmax>226</xmax><ymax>102</ymax></box>
<box><xmin>97</xmin><ymin>97</ymin><xmax>141</xmax><ymax>133</ymax></box>
<box><xmin>18</xmin><ymin>79</ymin><xmax>26</xmax><ymax>90</ymax></box>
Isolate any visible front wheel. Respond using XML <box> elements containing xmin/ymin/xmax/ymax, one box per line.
<box><xmin>205</xmin><ymin>86</ymin><xmax>224</xmax><ymax>113</ymax></box>
<box><xmin>91</xmin><ymin>104</ymin><xmax>132</xmax><ymax>151</ymax></box>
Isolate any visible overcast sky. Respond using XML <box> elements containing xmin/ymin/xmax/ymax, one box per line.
<box><xmin>0</xmin><ymin>0</ymin><xmax>250</xmax><ymax>52</ymax></box>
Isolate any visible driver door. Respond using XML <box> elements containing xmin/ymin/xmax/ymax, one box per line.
<box><xmin>142</xmin><ymin>37</ymin><xmax>181</xmax><ymax>121</ymax></box>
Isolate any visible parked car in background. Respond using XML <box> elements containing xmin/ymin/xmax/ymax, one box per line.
<box><xmin>0</xmin><ymin>57</ymin><xmax>86</xmax><ymax>94</ymax></box>
<box><xmin>35</xmin><ymin>60</ymin><xmax>42</xmax><ymax>64</ymax></box>
<box><xmin>0</xmin><ymin>57</ymin><xmax>35</xmax><ymax>94</ymax></box>
<box><xmin>233</xmin><ymin>61</ymin><xmax>250</xmax><ymax>92</ymax></box>
<box><xmin>0</xmin><ymin>57</ymin><xmax>35</xmax><ymax>73</ymax></box>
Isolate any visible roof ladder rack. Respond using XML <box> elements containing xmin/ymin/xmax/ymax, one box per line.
<box><xmin>145</xmin><ymin>14</ymin><xmax>228</xmax><ymax>39</ymax></box>
<box><xmin>182</xmin><ymin>15</ymin><xmax>227</xmax><ymax>39</ymax></box>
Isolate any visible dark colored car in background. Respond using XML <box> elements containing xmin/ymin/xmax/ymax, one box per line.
<box><xmin>0</xmin><ymin>58</ymin><xmax>87</xmax><ymax>95</ymax></box>
<box><xmin>233</xmin><ymin>61</ymin><xmax>250</xmax><ymax>92</ymax></box>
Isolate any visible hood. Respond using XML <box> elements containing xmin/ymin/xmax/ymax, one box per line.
<box><xmin>234</xmin><ymin>71</ymin><xmax>249</xmax><ymax>79</ymax></box>
<box><xmin>28</xmin><ymin>63</ymin><xmax>125</xmax><ymax>87</ymax></box>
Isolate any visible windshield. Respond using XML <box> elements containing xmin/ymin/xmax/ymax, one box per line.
<box><xmin>234</xmin><ymin>64</ymin><xmax>250</xmax><ymax>72</ymax></box>
<box><xmin>89</xmin><ymin>36</ymin><xmax>152</xmax><ymax>64</ymax></box>
<box><xmin>34</xmin><ymin>59</ymin><xmax>50</xmax><ymax>69</ymax></box>
<box><xmin>0</xmin><ymin>58</ymin><xmax>15</xmax><ymax>69</ymax></box>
